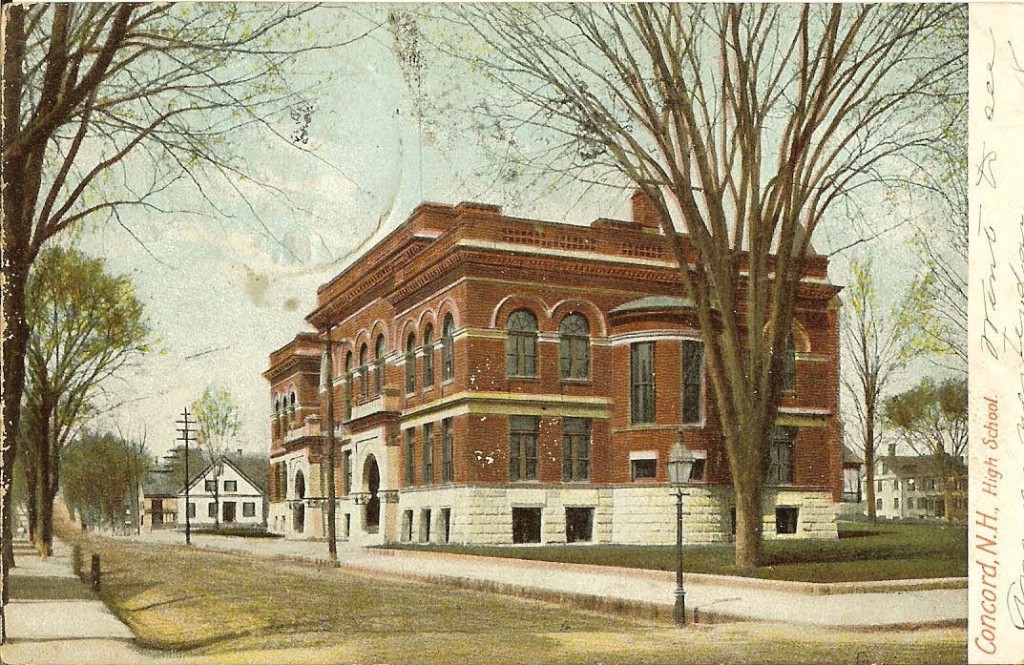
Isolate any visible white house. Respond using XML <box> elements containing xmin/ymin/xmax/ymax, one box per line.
<box><xmin>179</xmin><ymin>457</ymin><xmax>268</xmax><ymax>530</ymax></box>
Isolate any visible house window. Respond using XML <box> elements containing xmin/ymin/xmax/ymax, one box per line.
<box><xmin>781</xmin><ymin>331</ymin><xmax>796</xmax><ymax>392</ymax></box>
<box><xmin>893</xmin><ymin>480</ymin><xmax>899</xmax><ymax>491</ymax></box>
<box><xmin>506</xmin><ymin>309</ymin><xmax>538</xmax><ymax>377</ymax></box>
<box><xmin>630</xmin><ymin>458</ymin><xmax>657</xmax><ymax>481</ymax></box>
<box><xmin>561</xmin><ymin>418</ymin><xmax>590</xmax><ymax>482</ymax></box>
<box><xmin>907</xmin><ymin>497</ymin><xmax>914</xmax><ymax>510</ymax></box>
<box><xmin>359</xmin><ymin>343</ymin><xmax>369</xmax><ymax>399</ymax></box>
<box><xmin>342</xmin><ymin>451</ymin><xmax>352</xmax><ymax>496</ymax></box>
<box><xmin>776</xmin><ymin>506</ymin><xmax>799</xmax><ymax>534</ymax></box>
<box><xmin>374</xmin><ymin>334</ymin><xmax>386</xmax><ymax>395</ymax></box>
<box><xmin>204</xmin><ymin>479</ymin><xmax>216</xmax><ymax>492</ymax></box>
<box><xmin>681</xmin><ymin>340</ymin><xmax>703</xmax><ymax>425</ymax></box>
<box><xmin>442</xmin><ymin>314</ymin><xmax>455</xmax><ymax>381</ymax></box>
<box><xmin>187</xmin><ymin>503</ymin><xmax>196</xmax><ymax>518</ymax></box>
<box><xmin>402</xmin><ymin>510</ymin><xmax>413</xmax><ymax>542</ymax></box>
<box><xmin>877</xmin><ymin>480</ymin><xmax>882</xmax><ymax>492</ymax></box>
<box><xmin>876</xmin><ymin>498</ymin><xmax>882</xmax><ymax>511</ymax></box>
<box><xmin>207</xmin><ymin>502</ymin><xmax>217</xmax><ymax>518</ymax></box>
<box><xmin>422</xmin><ymin>325</ymin><xmax>434</xmax><ymax>387</ymax></box>
<box><xmin>894</xmin><ymin>498</ymin><xmax>900</xmax><ymax>510</ymax></box>
<box><xmin>565</xmin><ymin>507</ymin><xmax>594</xmax><ymax>543</ymax></box>
<box><xmin>630</xmin><ymin>342</ymin><xmax>656</xmax><ymax>424</ymax></box>
<box><xmin>512</xmin><ymin>507</ymin><xmax>542</xmax><ymax>544</ymax></box>
<box><xmin>509</xmin><ymin>415</ymin><xmax>539</xmax><ymax>481</ymax></box>
<box><xmin>405</xmin><ymin>429</ymin><xmax>415</xmax><ymax>486</ymax></box>
<box><xmin>422</xmin><ymin>422</ymin><xmax>434</xmax><ymax>484</ymax></box>
<box><xmin>765</xmin><ymin>427</ymin><xmax>795</xmax><ymax>485</ymax></box>
<box><xmin>224</xmin><ymin>480</ymin><xmax>237</xmax><ymax>492</ymax></box>
<box><xmin>441</xmin><ymin>417</ymin><xmax>454</xmax><ymax>484</ymax></box>
<box><xmin>405</xmin><ymin>333</ymin><xmax>417</xmax><ymax>394</ymax></box>
<box><xmin>243</xmin><ymin>502</ymin><xmax>256</xmax><ymax>517</ymax></box>
<box><xmin>558</xmin><ymin>313</ymin><xmax>589</xmax><ymax>379</ymax></box>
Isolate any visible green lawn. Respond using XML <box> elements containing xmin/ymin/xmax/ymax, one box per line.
<box><xmin>384</xmin><ymin>520</ymin><xmax>967</xmax><ymax>583</ymax></box>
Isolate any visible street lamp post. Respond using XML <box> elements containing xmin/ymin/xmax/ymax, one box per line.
<box><xmin>667</xmin><ymin>433</ymin><xmax>696</xmax><ymax>626</ymax></box>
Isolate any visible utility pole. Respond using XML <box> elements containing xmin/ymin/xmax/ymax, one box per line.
<box><xmin>176</xmin><ymin>408</ymin><xmax>195</xmax><ymax>546</ymax></box>
<box><xmin>323</xmin><ymin>330</ymin><xmax>338</xmax><ymax>562</ymax></box>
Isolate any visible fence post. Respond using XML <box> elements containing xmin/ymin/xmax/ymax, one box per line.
<box><xmin>71</xmin><ymin>545</ymin><xmax>82</xmax><ymax>578</ymax></box>
<box><xmin>90</xmin><ymin>554</ymin><xmax>101</xmax><ymax>592</ymax></box>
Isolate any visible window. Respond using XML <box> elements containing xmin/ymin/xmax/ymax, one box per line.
<box><xmin>422</xmin><ymin>325</ymin><xmax>434</xmax><ymax>387</ymax></box>
<box><xmin>681</xmin><ymin>340</ymin><xmax>703</xmax><ymax>425</ymax></box>
<box><xmin>359</xmin><ymin>343</ymin><xmax>369</xmax><ymax>398</ymax></box>
<box><xmin>405</xmin><ymin>333</ymin><xmax>417</xmax><ymax>393</ymax></box>
<box><xmin>442</xmin><ymin>314</ymin><xmax>455</xmax><ymax>381</ymax></box>
<box><xmin>343</xmin><ymin>351</ymin><xmax>353</xmax><ymax>421</ymax></box>
<box><xmin>877</xmin><ymin>479</ymin><xmax>882</xmax><ymax>492</ymax></box>
<box><xmin>440</xmin><ymin>508</ymin><xmax>452</xmax><ymax>544</ymax></box>
<box><xmin>441</xmin><ymin>418</ymin><xmax>454</xmax><ymax>483</ymax></box>
<box><xmin>512</xmin><ymin>507</ymin><xmax>542</xmax><ymax>544</ymax></box>
<box><xmin>243</xmin><ymin>502</ymin><xmax>256</xmax><ymax>518</ymax></box>
<box><xmin>374</xmin><ymin>334</ymin><xmax>386</xmax><ymax>395</ymax></box>
<box><xmin>907</xmin><ymin>497</ymin><xmax>915</xmax><ymax>510</ymax></box>
<box><xmin>224</xmin><ymin>480</ymin><xmax>237</xmax><ymax>492</ymax></box>
<box><xmin>273</xmin><ymin>398</ymin><xmax>281</xmax><ymax>437</ymax></box>
<box><xmin>565</xmin><ymin>507</ymin><xmax>594</xmax><ymax>543</ymax></box>
<box><xmin>204</xmin><ymin>479</ymin><xmax>216</xmax><ymax>492</ymax></box>
<box><xmin>876</xmin><ymin>498</ymin><xmax>882</xmax><ymax>511</ymax></box>
<box><xmin>893</xmin><ymin>480</ymin><xmax>899</xmax><ymax>491</ymax></box>
<box><xmin>506</xmin><ymin>309</ymin><xmax>538</xmax><ymax>377</ymax></box>
<box><xmin>509</xmin><ymin>415</ymin><xmax>539</xmax><ymax>481</ymax></box>
<box><xmin>630</xmin><ymin>342</ymin><xmax>656</xmax><ymax>423</ymax></box>
<box><xmin>422</xmin><ymin>422</ymin><xmax>434</xmax><ymax>484</ymax></box>
<box><xmin>561</xmin><ymin>418</ymin><xmax>591</xmax><ymax>482</ymax></box>
<box><xmin>288</xmin><ymin>391</ymin><xmax>297</xmax><ymax>430</ymax></box>
<box><xmin>558</xmin><ymin>313</ymin><xmax>589</xmax><ymax>379</ymax></box>
<box><xmin>765</xmin><ymin>427</ymin><xmax>795</xmax><ymax>485</ymax></box>
<box><xmin>776</xmin><ymin>506</ymin><xmax>799</xmax><ymax>534</ymax></box>
<box><xmin>208</xmin><ymin>502</ymin><xmax>217</xmax><ymax>518</ymax></box>
<box><xmin>402</xmin><ymin>510</ymin><xmax>413</xmax><ymax>542</ymax></box>
<box><xmin>342</xmin><ymin>451</ymin><xmax>352</xmax><ymax>496</ymax></box>
<box><xmin>689</xmin><ymin>457</ymin><xmax>706</xmax><ymax>481</ymax></box>
<box><xmin>630</xmin><ymin>458</ymin><xmax>657</xmax><ymax>481</ymax></box>
<box><xmin>420</xmin><ymin>509</ymin><xmax>432</xmax><ymax>543</ymax></box>
<box><xmin>894</xmin><ymin>497</ymin><xmax>900</xmax><ymax>510</ymax></box>
<box><xmin>404</xmin><ymin>429</ymin><xmax>415</xmax><ymax>486</ymax></box>
<box><xmin>187</xmin><ymin>503</ymin><xmax>196</xmax><ymax>519</ymax></box>
<box><xmin>781</xmin><ymin>331</ymin><xmax>796</xmax><ymax>392</ymax></box>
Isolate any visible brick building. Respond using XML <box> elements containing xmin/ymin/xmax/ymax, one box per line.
<box><xmin>264</xmin><ymin>194</ymin><xmax>843</xmax><ymax>546</ymax></box>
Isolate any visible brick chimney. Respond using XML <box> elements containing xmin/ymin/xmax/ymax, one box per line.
<box><xmin>630</xmin><ymin>189</ymin><xmax>663</xmax><ymax>230</ymax></box>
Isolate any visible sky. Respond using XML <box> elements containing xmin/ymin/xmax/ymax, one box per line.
<box><xmin>71</xmin><ymin>4</ymin><xmax>958</xmax><ymax>460</ymax></box>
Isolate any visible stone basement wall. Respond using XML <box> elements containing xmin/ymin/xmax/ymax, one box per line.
<box><xmin>395</xmin><ymin>485</ymin><xmax>838</xmax><ymax>546</ymax></box>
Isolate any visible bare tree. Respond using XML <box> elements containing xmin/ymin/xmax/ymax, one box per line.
<box><xmin>429</xmin><ymin>4</ymin><xmax>965</xmax><ymax>566</ymax></box>
<box><xmin>191</xmin><ymin>385</ymin><xmax>240</xmax><ymax>530</ymax></box>
<box><xmin>840</xmin><ymin>257</ymin><xmax>934</xmax><ymax>521</ymax></box>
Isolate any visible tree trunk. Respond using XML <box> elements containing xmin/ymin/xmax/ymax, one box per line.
<box><xmin>864</xmin><ymin>404</ymin><xmax>877</xmax><ymax>522</ymax></box>
<box><xmin>733</xmin><ymin>471</ymin><xmax>764</xmax><ymax>568</ymax></box>
<box><xmin>37</xmin><ymin>430</ymin><xmax>53</xmax><ymax>558</ymax></box>
<box><xmin>26</xmin><ymin>461</ymin><xmax>38</xmax><ymax>545</ymax></box>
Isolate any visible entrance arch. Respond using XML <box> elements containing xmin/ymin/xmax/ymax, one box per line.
<box><xmin>363</xmin><ymin>455</ymin><xmax>380</xmax><ymax>532</ymax></box>
<box><xmin>293</xmin><ymin>470</ymin><xmax>306</xmax><ymax>534</ymax></box>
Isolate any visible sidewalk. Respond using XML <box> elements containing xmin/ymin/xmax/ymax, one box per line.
<box><xmin>132</xmin><ymin>530</ymin><xmax>967</xmax><ymax>630</ymax></box>
<box><xmin>0</xmin><ymin>539</ymin><xmax>165</xmax><ymax>665</ymax></box>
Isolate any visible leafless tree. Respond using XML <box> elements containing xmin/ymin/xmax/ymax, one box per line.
<box><xmin>434</xmin><ymin>4</ymin><xmax>965</xmax><ymax>566</ymax></box>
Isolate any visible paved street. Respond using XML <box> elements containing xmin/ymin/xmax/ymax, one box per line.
<box><xmin>129</xmin><ymin>529</ymin><xmax>966</xmax><ymax>630</ymax></box>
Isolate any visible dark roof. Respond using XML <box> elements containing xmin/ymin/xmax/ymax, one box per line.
<box><xmin>879</xmin><ymin>454</ymin><xmax>966</xmax><ymax>478</ymax></box>
<box><xmin>141</xmin><ymin>468</ymin><xmax>180</xmax><ymax>497</ymax></box>
<box><xmin>841</xmin><ymin>444</ymin><xmax>863</xmax><ymax>465</ymax></box>
<box><xmin>609</xmin><ymin>296</ymin><xmax>695</xmax><ymax>314</ymax></box>
<box><xmin>185</xmin><ymin>454</ymin><xmax>269</xmax><ymax>496</ymax></box>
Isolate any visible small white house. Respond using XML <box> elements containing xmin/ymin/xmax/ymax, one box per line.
<box><xmin>179</xmin><ymin>457</ymin><xmax>267</xmax><ymax>530</ymax></box>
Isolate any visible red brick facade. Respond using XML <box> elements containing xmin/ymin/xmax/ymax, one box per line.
<box><xmin>265</xmin><ymin>198</ymin><xmax>843</xmax><ymax>544</ymax></box>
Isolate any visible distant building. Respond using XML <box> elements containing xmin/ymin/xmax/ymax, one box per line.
<box><xmin>139</xmin><ymin>467</ymin><xmax>180</xmax><ymax>532</ymax></box>
<box><xmin>265</xmin><ymin>195</ymin><xmax>845</xmax><ymax>546</ymax></box>
<box><xmin>179</xmin><ymin>456</ymin><xmax>269</xmax><ymax>530</ymax></box>
<box><xmin>872</xmin><ymin>445</ymin><xmax>966</xmax><ymax>521</ymax></box>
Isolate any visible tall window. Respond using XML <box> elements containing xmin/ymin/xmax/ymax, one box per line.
<box><xmin>681</xmin><ymin>340</ymin><xmax>704</xmax><ymax>425</ymax></box>
<box><xmin>781</xmin><ymin>331</ymin><xmax>796</xmax><ymax>392</ymax></box>
<box><xmin>342</xmin><ymin>450</ymin><xmax>352</xmax><ymax>495</ymax></box>
<box><xmin>561</xmin><ymin>418</ymin><xmax>591</xmax><ymax>482</ymax></box>
<box><xmin>441</xmin><ymin>417</ymin><xmax>454</xmax><ymax>483</ymax></box>
<box><xmin>559</xmin><ymin>313</ymin><xmax>590</xmax><ymax>379</ymax></box>
<box><xmin>422</xmin><ymin>324</ymin><xmax>434</xmax><ymax>387</ymax></box>
<box><xmin>422</xmin><ymin>422</ymin><xmax>434</xmax><ymax>484</ymax></box>
<box><xmin>343</xmin><ymin>350</ymin><xmax>353</xmax><ymax>420</ymax></box>
<box><xmin>273</xmin><ymin>398</ymin><xmax>281</xmax><ymax>437</ymax></box>
<box><xmin>630</xmin><ymin>342</ymin><xmax>656</xmax><ymax>424</ymax></box>
<box><xmin>506</xmin><ymin>309</ymin><xmax>538</xmax><ymax>377</ymax></box>
<box><xmin>509</xmin><ymin>415</ymin><xmax>539</xmax><ymax>481</ymax></box>
<box><xmin>442</xmin><ymin>314</ymin><xmax>455</xmax><ymax>381</ymax></box>
<box><xmin>288</xmin><ymin>392</ymin><xmax>296</xmax><ymax>428</ymax></box>
<box><xmin>405</xmin><ymin>333</ymin><xmax>417</xmax><ymax>394</ymax></box>
<box><xmin>404</xmin><ymin>429</ymin><xmax>415</xmax><ymax>486</ymax></box>
<box><xmin>359</xmin><ymin>343</ymin><xmax>369</xmax><ymax>399</ymax></box>
<box><xmin>374</xmin><ymin>334</ymin><xmax>386</xmax><ymax>395</ymax></box>
<box><xmin>765</xmin><ymin>427</ymin><xmax>795</xmax><ymax>485</ymax></box>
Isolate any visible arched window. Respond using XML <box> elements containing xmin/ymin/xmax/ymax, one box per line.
<box><xmin>405</xmin><ymin>333</ymin><xmax>417</xmax><ymax>394</ymax></box>
<box><xmin>359</xmin><ymin>343</ymin><xmax>369</xmax><ymax>399</ymax></box>
<box><xmin>273</xmin><ymin>397</ymin><xmax>281</xmax><ymax>437</ymax></box>
<box><xmin>558</xmin><ymin>313</ymin><xmax>590</xmax><ymax>380</ymax></box>
<box><xmin>343</xmin><ymin>350</ymin><xmax>353</xmax><ymax>420</ymax></box>
<box><xmin>289</xmin><ymin>391</ymin><xmax>297</xmax><ymax>427</ymax></box>
<box><xmin>422</xmin><ymin>324</ymin><xmax>434</xmax><ymax>387</ymax></box>
<box><xmin>781</xmin><ymin>331</ymin><xmax>796</xmax><ymax>393</ymax></box>
<box><xmin>374</xmin><ymin>334</ymin><xmax>386</xmax><ymax>395</ymax></box>
<box><xmin>441</xmin><ymin>314</ymin><xmax>455</xmax><ymax>381</ymax></box>
<box><xmin>506</xmin><ymin>309</ymin><xmax>538</xmax><ymax>377</ymax></box>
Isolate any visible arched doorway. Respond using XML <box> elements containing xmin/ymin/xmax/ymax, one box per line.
<box><xmin>293</xmin><ymin>470</ymin><xmax>306</xmax><ymax>534</ymax></box>
<box><xmin>363</xmin><ymin>455</ymin><xmax>380</xmax><ymax>533</ymax></box>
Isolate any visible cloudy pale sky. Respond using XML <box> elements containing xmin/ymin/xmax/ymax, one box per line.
<box><xmin>72</xmin><ymin>4</ymin><xmax>952</xmax><ymax>459</ymax></box>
